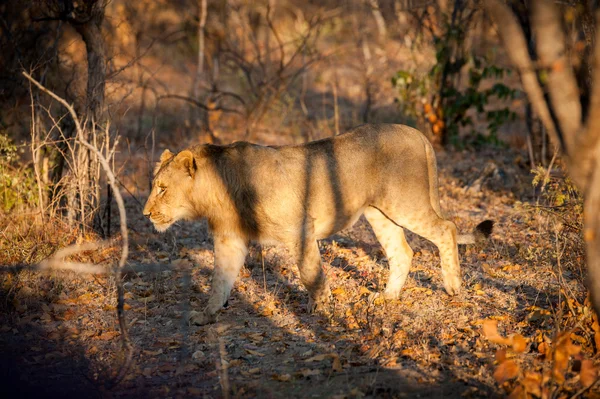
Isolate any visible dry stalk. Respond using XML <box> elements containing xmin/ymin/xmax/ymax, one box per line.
<box><xmin>28</xmin><ymin>80</ymin><xmax>47</xmax><ymax>222</ymax></box>
<box><xmin>218</xmin><ymin>330</ymin><xmax>231</xmax><ymax>399</ymax></box>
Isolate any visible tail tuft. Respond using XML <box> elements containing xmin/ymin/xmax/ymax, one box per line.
<box><xmin>474</xmin><ymin>220</ymin><xmax>494</xmax><ymax>242</ymax></box>
<box><xmin>457</xmin><ymin>220</ymin><xmax>495</xmax><ymax>245</ymax></box>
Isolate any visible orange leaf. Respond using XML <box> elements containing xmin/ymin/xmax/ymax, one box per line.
<box><xmin>482</xmin><ymin>320</ymin><xmax>511</xmax><ymax>345</ymax></box>
<box><xmin>521</xmin><ymin>371</ymin><xmax>542</xmax><ymax>397</ymax></box>
<box><xmin>496</xmin><ymin>349</ymin><xmax>507</xmax><ymax>363</ymax></box>
<box><xmin>511</xmin><ymin>334</ymin><xmax>527</xmax><ymax>353</ymax></box>
<box><xmin>538</xmin><ymin>341</ymin><xmax>549</xmax><ymax>358</ymax></box>
<box><xmin>552</xmin><ymin>332</ymin><xmax>580</xmax><ymax>383</ymax></box>
<box><xmin>507</xmin><ymin>385</ymin><xmax>526</xmax><ymax>399</ymax></box>
<box><xmin>494</xmin><ymin>359</ymin><xmax>520</xmax><ymax>384</ymax></box>
<box><xmin>580</xmin><ymin>360</ymin><xmax>597</xmax><ymax>388</ymax></box>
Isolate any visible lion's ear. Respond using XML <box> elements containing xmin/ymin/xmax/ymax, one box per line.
<box><xmin>160</xmin><ymin>149</ymin><xmax>174</xmax><ymax>164</ymax></box>
<box><xmin>174</xmin><ymin>150</ymin><xmax>196</xmax><ymax>177</ymax></box>
<box><xmin>152</xmin><ymin>149</ymin><xmax>174</xmax><ymax>176</ymax></box>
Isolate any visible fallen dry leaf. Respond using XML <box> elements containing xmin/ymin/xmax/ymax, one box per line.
<box><xmin>272</xmin><ymin>373</ymin><xmax>291</xmax><ymax>382</ymax></box>
<box><xmin>580</xmin><ymin>359</ymin><xmax>597</xmax><ymax>388</ymax></box>
<box><xmin>482</xmin><ymin>320</ymin><xmax>511</xmax><ymax>346</ymax></box>
<box><xmin>139</xmin><ymin>295</ymin><xmax>155</xmax><ymax>303</ymax></box>
<box><xmin>40</xmin><ymin>312</ymin><xmax>52</xmax><ymax>323</ymax></box>
<box><xmin>511</xmin><ymin>334</ymin><xmax>527</xmax><ymax>353</ymax></box>
<box><xmin>191</xmin><ymin>350</ymin><xmax>204</xmax><ymax>361</ymax></box>
<box><xmin>332</xmin><ymin>354</ymin><xmax>342</xmax><ymax>372</ymax></box>
<box><xmin>494</xmin><ymin>359</ymin><xmax>519</xmax><ymax>384</ymax></box>
<box><xmin>297</xmin><ymin>368</ymin><xmax>321</xmax><ymax>378</ymax></box>
<box><xmin>245</xmin><ymin>348</ymin><xmax>265</xmax><ymax>357</ymax></box>
<box><xmin>171</xmin><ymin>258</ymin><xmax>192</xmax><ymax>270</ymax></box>
<box><xmin>482</xmin><ymin>320</ymin><xmax>527</xmax><ymax>353</ymax></box>
<box><xmin>521</xmin><ymin>371</ymin><xmax>542</xmax><ymax>397</ymax></box>
<box><xmin>552</xmin><ymin>332</ymin><xmax>581</xmax><ymax>383</ymax></box>
<box><xmin>538</xmin><ymin>342</ymin><xmax>549</xmax><ymax>357</ymax></box>
<box><xmin>97</xmin><ymin>331</ymin><xmax>119</xmax><ymax>340</ymax></box>
<box><xmin>507</xmin><ymin>385</ymin><xmax>526</xmax><ymax>399</ymax></box>
<box><xmin>305</xmin><ymin>354</ymin><xmax>328</xmax><ymax>362</ymax></box>
<box><xmin>304</xmin><ymin>353</ymin><xmax>342</xmax><ymax>371</ymax></box>
<box><xmin>495</xmin><ymin>349</ymin><xmax>507</xmax><ymax>363</ymax></box>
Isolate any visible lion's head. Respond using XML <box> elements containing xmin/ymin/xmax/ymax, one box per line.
<box><xmin>143</xmin><ymin>149</ymin><xmax>198</xmax><ymax>232</ymax></box>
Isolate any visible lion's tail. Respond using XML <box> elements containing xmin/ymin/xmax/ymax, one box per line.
<box><xmin>420</xmin><ymin>130</ymin><xmax>494</xmax><ymax>245</ymax></box>
<box><xmin>457</xmin><ymin>220</ymin><xmax>495</xmax><ymax>245</ymax></box>
<box><xmin>421</xmin><ymin>132</ymin><xmax>444</xmax><ymax>220</ymax></box>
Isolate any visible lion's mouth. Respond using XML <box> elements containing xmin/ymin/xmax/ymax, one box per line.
<box><xmin>149</xmin><ymin>216</ymin><xmax>174</xmax><ymax>232</ymax></box>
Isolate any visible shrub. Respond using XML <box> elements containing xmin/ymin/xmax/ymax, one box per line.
<box><xmin>0</xmin><ymin>131</ymin><xmax>38</xmax><ymax>213</ymax></box>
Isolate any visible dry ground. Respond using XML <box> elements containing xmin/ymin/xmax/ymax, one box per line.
<box><xmin>1</xmin><ymin>145</ymin><xmax>595</xmax><ymax>398</ymax></box>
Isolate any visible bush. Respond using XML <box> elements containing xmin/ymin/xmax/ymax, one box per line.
<box><xmin>0</xmin><ymin>131</ymin><xmax>38</xmax><ymax>213</ymax></box>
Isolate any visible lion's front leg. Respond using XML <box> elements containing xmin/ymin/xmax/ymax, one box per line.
<box><xmin>190</xmin><ymin>235</ymin><xmax>247</xmax><ymax>326</ymax></box>
<box><xmin>292</xmin><ymin>239</ymin><xmax>331</xmax><ymax>314</ymax></box>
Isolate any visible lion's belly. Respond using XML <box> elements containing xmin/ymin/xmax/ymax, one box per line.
<box><xmin>306</xmin><ymin>166</ymin><xmax>372</xmax><ymax>239</ymax></box>
<box><xmin>313</xmin><ymin>207</ymin><xmax>366</xmax><ymax>239</ymax></box>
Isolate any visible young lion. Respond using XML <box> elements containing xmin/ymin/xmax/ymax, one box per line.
<box><xmin>143</xmin><ymin>124</ymin><xmax>493</xmax><ymax>325</ymax></box>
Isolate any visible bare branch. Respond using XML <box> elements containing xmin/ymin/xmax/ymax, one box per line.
<box><xmin>106</xmin><ymin>36</ymin><xmax>158</xmax><ymax>80</ymax></box>
<box><xmin>22</xmin><ymin>71</ymin><xmax>85</xmax><ymax>139</ymax></box>
<box><xmin>3</xmin><ymin>259</ymin><xmax>192</xmax><ymax>275</ymax></box>
<box><xmin>156</xmin><ymin>94</ymin><xmax>243</xmax><ymax>115</ymax></box>
<box><xmin>266</xmin><ymin>0</ymin><xmax>285</xmax><ymax>73</ymax></box>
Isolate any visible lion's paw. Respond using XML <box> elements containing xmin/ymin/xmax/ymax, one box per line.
<box><xmin>307</xmin><ymin>287</ymin><xmax>332</xmax><ymax>316</ymax></box>
<box><xmin>443</xmin><ymin>274</ymin><xmax>461</xmax><ymax>296</ymax></box>
<box><xmin>189</xmin><ymin>310</ymin><xmax>218</xmax><ymax>326</ymax></box>
<box><xmin>383</xmin><ymin>288</ymin><xmax>401</xmax><ymax>300</ymax></box>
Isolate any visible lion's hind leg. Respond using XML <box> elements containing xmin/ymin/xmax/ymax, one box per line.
<box><xmin>364</xmin><ymin>207</ymin><xmax>413</xmax><ymax>299</ymax></box>
<box><xmin>372</xmin><ymin>207</ymin><xmax>461</xmax><ymax>296</ymax></box>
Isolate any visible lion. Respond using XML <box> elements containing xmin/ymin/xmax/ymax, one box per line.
<box><xmin>143</xmin><ymin>124</ymin><xmax>493</xmax><ymax>325</ymax></box>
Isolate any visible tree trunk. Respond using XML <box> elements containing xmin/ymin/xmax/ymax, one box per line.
<box><xmin>486</xmin><ymin>0</ymin><xmax>600</xmax><ymax>314</ymax></box>
<box><xmin>74</xmin><ymin>16</ymin><xmax>106</xmax><ymax>123</ymax></box>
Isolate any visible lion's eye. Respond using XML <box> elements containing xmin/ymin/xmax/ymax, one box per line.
<box><xmin>157</xmin><ymin>186</ymin><xmax>166</xmax><ymax>195</ymax></box>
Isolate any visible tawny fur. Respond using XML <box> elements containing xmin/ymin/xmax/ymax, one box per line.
<box><xmin>143</xmin><ymin>124</ymin><xmax>493</xmax><ymax>325</ymax></box>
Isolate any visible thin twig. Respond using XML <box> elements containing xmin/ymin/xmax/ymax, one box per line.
<box><xmin>570</xmin><ymin>375</ymin><xmax>600</xmax><ymax>398</ymax></box>
<box><xmin>156</xmin><ymin>94</ymin><xmax>242</xmax><ymax>115</ymax></box>
<box><xmin>2</xmin><ymin>259</ymin><xmax>194</xmax><ymax>275</ymax></box>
